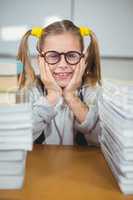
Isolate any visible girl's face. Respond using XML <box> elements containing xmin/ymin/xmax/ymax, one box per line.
<box><xmin>42</xmin><ymin>33</ymin><xmax>82</xmax><ymax>88</ymax></box>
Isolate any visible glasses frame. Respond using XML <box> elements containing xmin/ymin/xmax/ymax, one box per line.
<box><xmin>40</xmin><ymin>51</ymin><xmax>84</xmax><ymax>65</ymax></box>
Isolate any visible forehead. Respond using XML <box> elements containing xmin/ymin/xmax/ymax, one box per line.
<box><xmin>42</xmin><ymin>32</ymin><xmax>81</xmax><ymax>52</ymax></box>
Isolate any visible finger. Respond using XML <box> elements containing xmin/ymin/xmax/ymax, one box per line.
<box><xmin>72</xmin><ymin>58</ymin><xmax>86</xmax><ymax>86</ymax></box>
<box><xmin>45</xmin><ymin>63</ymin><xmax>53</xmax><ymax>77</ymax></box>
<box><xmin>79</xmin><ymin>57</ymin><xmax>87</xmax><ymax>77</ymax></box>
<box><xmin>72</xmin><ymin>60</ymin><xmax>84</xmax><ymax>81</ymax></box>
<box><xmin>83</xmin><ymin>50</ymin><xmax>88</xmax><ymax>62</ymax></box>
<box><xmin>45</xmin><ymin>63</ymin><xmax>56</xmax><ymax>82</ymax></box>
<box><xmin>67</xmin><ymin>65</ymin><xmax>81</xmax><ymax>89</ymax></box>
<box><xmin>38</xmin><ymin>56</ymin><xmax>46</xmax><ymax>81</ymax></box>
<box><xmin>72</xmin><ymin>62</ymin><xmax>81</xmax><ymax>80</ymax></box>
<box><xmin>44</xmin><ymin>63</ymin><xmax>61</xmax><ymax>92</ymax></box>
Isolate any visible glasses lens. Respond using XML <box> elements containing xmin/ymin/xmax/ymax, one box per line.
<box><xmin>66</xmin><ymin>52</ymin><xmax>81</xmax><ymax>64</ymax></box>
<box><xmin>45</xmin><ymin>51</ymin><xmax>59</xmax><ymax>64</ymax></box>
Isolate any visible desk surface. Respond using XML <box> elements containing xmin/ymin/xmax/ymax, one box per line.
<box><xmin>0</xmin><ymin>145</ymin><xmax>133</xmax><ymax>200</ymax></box>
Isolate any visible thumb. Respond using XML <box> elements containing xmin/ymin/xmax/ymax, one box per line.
<box><xmin>38</xmin><ymin>55</ymin><xmax>46</xmax><ymax>81</ymax></box>
<box><xmin>38</xmin><ymin>55</ymin><xmax>45</xmax><ymax>68</ymax></box>
<box><xmin>84</xmin><ymin>51</ymin><xmax>88</xmax><ymax>63</ymax></box>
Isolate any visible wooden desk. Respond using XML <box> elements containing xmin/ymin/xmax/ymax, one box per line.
<box><xmin>0</xmin><ymin>145</ymin><xmax>133</xmax><ymax>200</ymax></box>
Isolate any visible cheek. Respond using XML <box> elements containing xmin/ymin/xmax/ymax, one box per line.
<box><xmin>48</xmin><ymin>65</ymin><xmax>55</xmax><ymax>73</ymax></box>
<box><xmin>72</xmin><ymin>65</ymin><xmax>77</xmax><ymax>71</ymax></box>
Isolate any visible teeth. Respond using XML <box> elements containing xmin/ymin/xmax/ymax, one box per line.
<box><xmin>55</xmin><ymin>73</ymin><xmax>71</xmax><ymax>76</ymax></box>
<box><xmin>59</xmin><ymin>73</ymin><xmax>67</xmax><ymax>76</ymax></box>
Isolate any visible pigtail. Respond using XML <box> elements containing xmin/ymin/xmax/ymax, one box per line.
<box><xmin>83</xmin><ymin>32</ymin><xmax>101</xmax><ymax>86</ymax></box>
<box><xmin>17</xmin><ymin>30</ymin><xmax>36</xmax><ymax>89</ymax></box>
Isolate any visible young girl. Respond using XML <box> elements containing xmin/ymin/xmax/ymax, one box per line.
<box><xmin>17</xmin><ymin>19</ymin><xmax>102</xmax><ymax>146</ymax></box>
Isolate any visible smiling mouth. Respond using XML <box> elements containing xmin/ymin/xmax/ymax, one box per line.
<box><xmin>53</xmin><ymin>72</ymin><xmax>73</xmax><ymax>80</ymax></box>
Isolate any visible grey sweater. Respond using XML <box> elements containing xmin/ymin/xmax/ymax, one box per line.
<box><xmin>28</xmin><ymin>83</ymin><xmax>102</xmax><ymax>146</ymax></box>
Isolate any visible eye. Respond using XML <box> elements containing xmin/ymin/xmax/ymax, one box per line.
<box><xmin>44</xmin><ymin>51</ymin><xmax>60</xmax><ymax>64</ymax></box>
<box><xmin>51</xmin><ymin>53</ymin><xmax>58</xmax><ymax>57</ymax></box>
<box><xmin>47</xmin><ymin>52</ymin><xmax>58</xmax><ymax>58</ymax></box>
<box><xmin>67</xmin><ymin>52</ymin><xmax>80</xmax><ymax>60</ymax></box>
<box><xmin>45</xmin><ymin>52</ymin><xmax>59</xmax><ymax>61</ymax></box>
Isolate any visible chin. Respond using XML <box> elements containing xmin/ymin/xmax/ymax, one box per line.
<box><xmin>56</xmin><ymin>79</ymin><xmax>70</xmax><ymax>88</ymax></box>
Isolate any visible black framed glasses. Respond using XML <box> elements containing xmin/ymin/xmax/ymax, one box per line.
<box><xmin>40</xmin><ymin>51</ymin><xmax>84</xmax><ymax>65</ymax></box>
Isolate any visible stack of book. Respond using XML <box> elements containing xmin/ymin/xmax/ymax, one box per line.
<box><xmin>0</xmin><ymin>60</ymin><xmax>33</xmax><ymax>189</ymax></box>
<box><xmin>0</xmin><ymin>59</ymin><xmax>24</xmax><ymax>103</ymax></box>
<box><xmin>99</xmin><ymin>79</ymin><xmax>133</xmax><ymax>195</ymax></box>
<box><xmin>0</xmin><ymin>60</ymin><xmax>18</xmax><ymax>95</ymax></box>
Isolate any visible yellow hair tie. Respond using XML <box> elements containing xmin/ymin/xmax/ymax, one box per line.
<box><xmin>31</xmin><ymin>27</ymin><xmax>44</xmax><ymax>38</ymax></box>
<box><xmin>79</xmin><ymin>26</ymin><xmax>92</xmax><ymax>37</ymax></box>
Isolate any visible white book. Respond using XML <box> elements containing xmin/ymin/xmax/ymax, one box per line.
<box><xmin>102</xmin><ymin>140</ymin><xmax>133</xmax><ymax>175</ymax></box>
<box><xmin>102</xmin><ymin>134</ymin><xmax>133</xmax><ymax>167</ymax></box>
<box><xmin>0</xmin><ymin>103</ymin><xmax>32</xmax><ymax>113</ymax></box>
<box><xmin>101</xmin><ymin>127</ymin><xmax>133</xmax><ymax>160</ymax></box>
<box><xmin>102</xmin><ymin>79</ymin><xmax>133</xmax><ymax>96</ymax></box>
<box><xmin>100</xmin><ymin>101</ymin><xmax>133</xmax><ymax>128</ymax></box>
<box><xmin>0</xmin><ymin>122</ymin><xmax>32</xmax><ymax>130</ymax></box>
<box><xmin>101</xmin><ymin>142</ymin><xmax>133</xmax><ymax>179</ymax></box>
<box><xmin>102</xmin><ymin>95</ymin><xmax>133</xmax><ymax>118</ymax></box>
<box><xmin>0</xmin><ymin>112</ymin><xmax>32</xmax><ymax>122</ymax></box>
<box><xmin>101</xmin><ymin>138</ymin><xmax>133</xmax><ymax>176</ymax></box>
<box><xmin>0</xmin><ymin>92</ymin><xmax>16</xmax><ymax>104</ymax></box>
<box><xmin>104</xmin><ymin>125</ymin><xmax>133</xmax><ymax>154</ymax></box>
<box><xmin>102</xmin><ymin>91</ymin><xmax>133</xmax><ymax>117</ymax></box>
<box><xmin>0</xmin><ymin>155</ymin><xmax>26</xmax><ymax>175</ymax></box>
<box><xmin>100</xmin><ymin>117</ymin><xmax>133</xmax><ymax>148</ymax></box>
<box><xmin>101</xmin><ymin>119</ymin><xmax>133</xmax><ymax>153</ymax></box>
<box><xmin>0</xmin><ymin>76</ymin><xmax>18</xmax><ymax>92</ymax></box>
<box><xmin>0</xmin><ymin>142</ymin><xmax>33</xmax><ymax>151</ymax></box>
<box><xmin>0</xmin><ymin>128</ymin><xmax>32</xmax><ymax>136</ymax></box>
<box><xmin>0</xmin><ymin>175</ymin><xmax>24</xmax><ymax>189</ymax></box>
<box><xmin>0</xmin><ymin>119</ymin><xmax>32</xmax><ymax>127</ymax></box>
<box><xmin>103</xmin><ymin>88</ymin><xmax>133</xmax><ymax>105</ymax></box>
<box><xmin>0</xmin><ymin>150</ymin><xmax>26</xmax><ymax>161</ymax></box>
<box><xmin>103</xmin><ymin>85</ymin><xmax>133</xmax><ymax>101</ymax></box>
<box><xmin>0</xmin><ymin>61</ymin><xmax>17</xmax><ymax>75</ymax></box>
<box><xmin>0</xmin><ymin>90</ymin><xmax>30</xmax><ymax>105</ymax></box>
<box><xmin>100</xmin><ymin>107</ymin><xmax>133</xmax><ymax>138</ymax></box>
<box><xmin>101</xmin><ymin>143</ymin><xmax>133</xmax><ymax>195</ymax></box>
<box><xmin>104</xmin><ymin>132</ymin><xmax>133</xmax><ymax>162</ymax></box>
<box><xmin>0</xmin><ymin>133</ymin><xmax>32</xmax><ymax>143</ymax></box>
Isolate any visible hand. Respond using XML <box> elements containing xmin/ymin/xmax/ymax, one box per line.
<box><xmin>63</xmin><ymin>57</ymin><xmax>86</xmax><ymax>100</ymax></box>
<box><xmin>38</xmin><ymin>56</ymin><xmax>62</xmax><ymax>105</ymax></box>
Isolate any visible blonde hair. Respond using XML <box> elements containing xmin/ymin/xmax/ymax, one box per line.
<box><xmin>17</xmin><ymin>19</ymin><xmax>101</xmax><ymax>88</ymax></box>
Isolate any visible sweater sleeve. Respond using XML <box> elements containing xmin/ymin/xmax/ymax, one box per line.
<box><xmin>74</xmin><ymin>86</ymin><xmax>102</xmax><ymax>145</ymax></box>
<box><xmin>28</xmin><ymin>86</ymin><xmax>59</xmax><ymax>141</ymax></box>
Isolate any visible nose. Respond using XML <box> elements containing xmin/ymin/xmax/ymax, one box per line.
<box><xmin>58</xmin><ymin>54</ymin><xmax>68</xmax><ymax>66</ymax></box>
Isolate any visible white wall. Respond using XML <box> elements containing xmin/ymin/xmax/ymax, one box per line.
<box><xmin>73</xmin><ymin>0</ymin><xmax>133</xmax><ymax>81</ymax></box>
<box><xmin>0</xmin><ymin>0</ymin><xmax>133</xmax><ymax>81</ymax></box>
<box><xmin>0</xmin><ymin>0</ymin><xmax>71</xmax><ymax>55</ymax></box>
<box><xmin>73</xmin><ymin>0</ymin><xmax>133</xmax><ymax>57</ymax></box>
